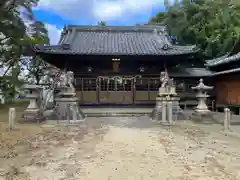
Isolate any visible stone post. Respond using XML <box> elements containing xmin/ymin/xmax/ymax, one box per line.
<box><xmin>161</xmin><ymin>100</ymin><xmax>167</xmax><ymax>123</ymax></box>
<box><xmin>8</xmin><ymin>108</ymin><xmax>16</xmax><ymax>131</ymax></box>
<box><xmin>224</xmin><ymin>108</ymin><xmax>230</xmax><ymax>131</ymax></box>
<box><xmin>168</xmin><ymin>101</ymin><xmax>173</xmax><ymax>124</ymax></box>
<box><xmin>228</xmin><ymin>108</ymin><xmax>231</xmax><ymax>130</ymax></box>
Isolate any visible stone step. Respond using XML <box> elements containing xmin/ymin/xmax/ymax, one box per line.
<box><xmin>85</xmin><ymin>113</ymin><xmax>150</xmax><ymax>117</ymax></box>
<box><xmin>81</xmin><ymin>108</ymin><xmax>152</xmax><ymax>117</ymax></box>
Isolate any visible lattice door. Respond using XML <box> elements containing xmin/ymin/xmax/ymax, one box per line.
<box><xmin>98</xmin><ymin>77</ymin><xmax>133</xmax><ymax>104</ymax></box>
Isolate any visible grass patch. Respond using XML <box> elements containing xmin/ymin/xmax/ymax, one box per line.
<box><xmin>0</xmin><ymin>99</ymin><xmax>48</xmax><ymax>148</ymax></box>
<box><xmin>0</xmin><ymin>123</ymin><xmax>45</xmax><ymax>148</ymax></box>
<box><xmin>0</xmin><ymin>99</ymin><xmax>28</xmax><ymax>122</ymax></box>
<box><xmin>0</xmin><ymin>99</ymin><xmax>28</xmax><ymax>111</ymax></box>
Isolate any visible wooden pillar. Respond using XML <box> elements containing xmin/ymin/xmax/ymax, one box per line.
<box><xmin>81</xmin><ymin>78</ymin><xmax>84</xmax><ymax>103</ymax></box>
<box><xmin>132</xmin><ymin>78</ymin><xmax>136</xmax><ymax>104</ymax></box>
<box><xmin>148</xmin><ymin>78</ymin><xmax>150</xmax><ymax>101</ymax></box>
<box><xmin>96</xmin><ymin>78</ymin><xmax>99</xmax><ymax>104</ymax></box>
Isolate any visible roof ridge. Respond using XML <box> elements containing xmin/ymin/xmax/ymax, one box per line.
<box><xmin>65</xmin><ymin>24</ymin><xmax>166</xmax><ymax>32</ymax></box>
<box><xmin>153</xmin><ymin>29</ymin><xmax>172</xmax><ymax>50</ymax></box>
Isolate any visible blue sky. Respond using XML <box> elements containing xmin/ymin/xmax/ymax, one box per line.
<box><xmin>34</xmin><ymin>0</ymin><xmax>167</xmax><ymax>44</ymax></box>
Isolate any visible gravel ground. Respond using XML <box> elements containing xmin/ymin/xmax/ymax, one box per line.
<box><xmin>0</xmin><ymin>116</ymin><xmax>240</xmax><ymax>180</ymax></box>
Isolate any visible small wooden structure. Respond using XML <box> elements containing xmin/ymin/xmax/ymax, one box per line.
<box><xmin>33</xmin><ymin>25</ymin><xmax>213</xmax><ymax>106</ymax></box>
<box><xmin>205</xmin><ymin>52</ymin><xmax>240</xmax><ymax>112</ymax></box>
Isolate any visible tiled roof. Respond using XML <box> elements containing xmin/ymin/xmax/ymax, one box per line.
<box><xmin>34</xmin><ymin>25</ymin><xmax>198</xmax><ymax>56</ymax></box>
<box><xmin>205</xmin><ymin>52</ymin><xmax>240</xmax><ymax>67</ymax></box>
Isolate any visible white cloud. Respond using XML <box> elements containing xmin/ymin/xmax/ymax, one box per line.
<box><xmin>45</xmin><ymin>24</ymin><xmax>62</xmax><ymax>45</ymax></box>
<box><xmin>93</xmin><ymin>0</ymin><xmax>160</xmax><ymax>20</ymax></box>
<box><xmin>37</xmin><ymin>0</ymin><xmax>161</xmax><ymax>22</ymax></box>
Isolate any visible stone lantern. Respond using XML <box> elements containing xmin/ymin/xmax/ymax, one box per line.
<box><xmin>192</xmin><ymin>78</ymin><xmax>213</xmax><ymax>113</ymax></box>
<box><xmin>23</xmin><ymin>84</ymin><xmax>44</xmax><ymax>123</ymax></box>
<box><xmin>191</xmin><ymin>78</ymin><xmax>214</xmax><ymax>121</ymax></box>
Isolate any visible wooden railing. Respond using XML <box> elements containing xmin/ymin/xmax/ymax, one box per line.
<box><xmin>74</xmin><ymin>77</ymin><xmax>203</xmax><ymax>104</ymax></box>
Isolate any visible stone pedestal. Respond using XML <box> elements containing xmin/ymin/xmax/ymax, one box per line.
<box><xmin>168</xmin><ymin>96</ymin><xmax>185</xmax><ymax>121</ymax></box>
<box><xmin>23</xmin><ymin>84</ymin><xmax>44</xmax><ymax>123</ymax></box>
<box><xmin>52</xmin><ymin>86</ymin><xmax>85</xmax><ymax>122</ymax></box>
<box><xmin>151</xmin><ymin>87</ymin><xmax>185</xmax><ymax>123</ymax></box>
<box><xmin>151</xmin><ymin>96</ymin><xmax>165</xmax><ymax>121</ymax></box>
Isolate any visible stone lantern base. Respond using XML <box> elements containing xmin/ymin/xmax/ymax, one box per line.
<box><xmin>23</xmin><ymin>108</ymin><xmax>45</xmax><ymax>123</ymax></box>
<box><xmin>190</xmin><ymin>111</ymin><xmax>215</xmax><ymax>123</ymax></box>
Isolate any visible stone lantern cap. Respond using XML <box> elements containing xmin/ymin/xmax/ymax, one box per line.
<box><xmin>192</xmin><ymin>79</ymin><xmax>213</xmax><ymax>90</ymax></box>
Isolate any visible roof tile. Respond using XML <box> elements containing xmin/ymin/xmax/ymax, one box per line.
<box><xmin>34</xmin><ymin>25</ymin><xmax>197</xmax><ymax>56</ymax></box>
<box><xmin>205</xmin><ymin>52</ymin><xmax>240</xmax><ymax>67</ymax></box>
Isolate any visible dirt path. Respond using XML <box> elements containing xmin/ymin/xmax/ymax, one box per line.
<box><xmin>1</xmin><ymin>117</ymin><xmax>240</xmax><ymax>179</ymax></box>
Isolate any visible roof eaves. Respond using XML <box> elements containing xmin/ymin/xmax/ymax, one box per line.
<box><xmin>205</xmin><ymin>52</ymin><xmax>240</xmax><ymax>67</ymax></box>
<box><xmin>33</xmin><ymin>49</ymin><xmax>198</xmax><ymax>56</ymax></box>
<box><xmin>213</xmin><ymin>67</ymin><xmax>240</xmax><ymax>76</ymax></box>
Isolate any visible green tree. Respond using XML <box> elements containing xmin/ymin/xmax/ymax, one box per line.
<box><xmin>149</xmin><ymin>12</ymin><xmax>167</xmax><ymax>25</ymax></box>
<box><xmin>151</xmin><ymin>0</ymin><xmax>240</xmax><ymax>58</ymax></box>
<box><xmin>21</xmin><ymin>21</ymin><xmax>50</xmax><ymax>85</ymax></box>
<box><xmin>0</xmin><ymin>0</ymin><xmax>50</xmax><ymax>101</ymax></box>
<box><xmin>98</xmin><ymin>21</ymin><xmax>106</xmax><ymax>26</ymax></box>
<box><xmin>0</xmin><ymin>0</ymin><xmax>43</xmax><ymax>74</ymax></box>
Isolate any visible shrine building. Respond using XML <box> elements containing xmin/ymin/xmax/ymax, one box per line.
<box><xmin>33</xmin><ymin>24</ymin><xmax>213</xmax><ymax>106</ymax></box>
<box><xmin>205</xmin><ymin>53</ymin><xmax>240</xmax><ymax>113</ymax></box>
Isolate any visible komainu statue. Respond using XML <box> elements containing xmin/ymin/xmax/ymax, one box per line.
<box><xmin>59</xmin><ymin>71</ymin><xmax>68</xmax><ymax>87</ymax></box>
<box><xmin>160</xmin><ymin>71</ymin><xmax>169</xmax><ymax>88</ymax></box>
<box><xmin>66</xmin><ymin>71</ymin><xmax>75</xmax><ymax>92</ymax></box>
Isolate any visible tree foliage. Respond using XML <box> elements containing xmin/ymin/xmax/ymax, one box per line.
<box><xmin>98</xmin><ymin>21</ymin><xmax>106</xmax><ymax>26</ymax></box>
<box><xmin>0</xmin><ymin>0</ymin><xmax>50</xmax><ymax>100</ymax></box>
<box><xmin>150</xmin><ymin>0</ymin><xmax>240</xmax><ymax>58</ymax></box>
